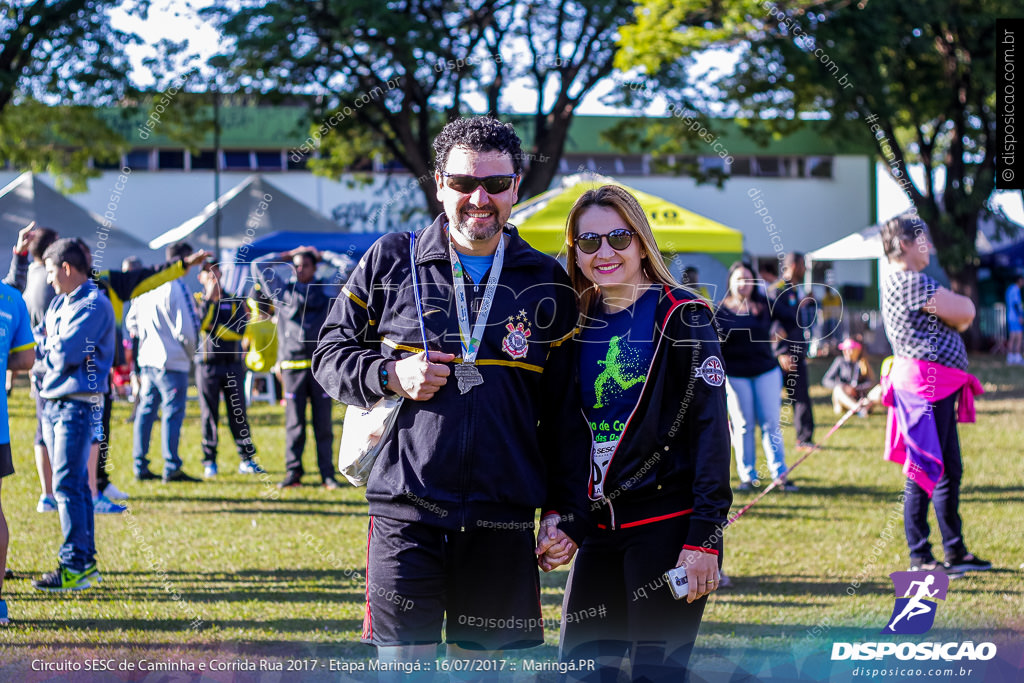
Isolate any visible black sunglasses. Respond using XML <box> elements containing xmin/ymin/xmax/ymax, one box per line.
<box><xmin>442</xmin><ymin>172</ymin><xmax>518</xmax><ymax>194</ymax></box>
<box><xmin>574</xmin><ymin>228</ymin><xmax>635</xmax><ymax>254</ymax></box>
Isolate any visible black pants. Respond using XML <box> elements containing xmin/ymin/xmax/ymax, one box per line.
<box><xmin>282</xmin><ymin>367</ymin><xmax>335</xmax><ymax>480</ymax></box>
<box><xmin>783</xmin><ymin>347</ymin><xmax>815</xmax><ymax>443</ymax></box>
<box><xmin>197</xmin><ymin>363</ymin><xmax>256</xmax><ymax>464</ymax></box>
<box><xmin>96</xmin><ymin>390</ymin><xmax>113</xmax><ymax>492</ymax></box>
<box><xmin>561</xmin><ymin>515</ymin><xmax>710</xmax><ymax>683</ymax></box>
<box><xmin>904</xmin><ymin>392</ymin><xmax>968</xmax><ymax>564</ymax></box>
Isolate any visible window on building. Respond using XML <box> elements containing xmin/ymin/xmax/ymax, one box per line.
<box><xmin>190</xmin><ymin>150</ymin><xmax>218</xmax><ymax>170</ymax></box>
<box><xmin>287</xmin><ymin>152</ymin><xmax>309</xmax><ymax>171</ymax></box>
<box><xmin>729</xmin><ymin>157</ymin><xmax>753</xmax><ymax>176</ymax></box>
<box><xmin>124</xmin><ymin>149</ymin><xmax>152</xmax><ymax>171</ymax></box>
<box><xmin>754</xmin><ymin>156</ymin><xmax>783</xmax><ymax>177</ymax></box>
<box><xmin>255</xmin><ymin>150</ymin><xmax>283</xmax><ymax>170</ymax></box>
<box><xmin>619</xmin><ymin>155</ymin><xmax>646</xmax><ymax>175</ymax></box>
<box><xmin>223</xmin><ymin>151</ymin><xmax>251</xmax><ymax>170</ymax></box>
<box><xmin>699</xmin><ymin>156</ymin><xmax>727</xmax><ymax>175</ymax></box>
<box><xmin>158</xmin><ymin>150</ymin><xmax>185</xmax><ymax>170</ymax></box>
<box><xmin>806</xmin><ymin>156</ymin><xmax>834</xmax><ymax>178</ymax></box>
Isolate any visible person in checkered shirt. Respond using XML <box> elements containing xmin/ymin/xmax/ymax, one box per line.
<box><xmin>879</xmin><ymin>215</ymin><xmax>991</xmax><ymax>577</ymax></box>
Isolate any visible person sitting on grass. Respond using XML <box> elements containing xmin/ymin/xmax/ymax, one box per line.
<box><xmin>822</xmin><ymin>338</ymin><xmax>883</xmax><ymax>417</ymax></box>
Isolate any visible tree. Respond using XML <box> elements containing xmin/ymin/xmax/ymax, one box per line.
<box><xmin>0</xmin><ymin>0</ymin><xmax>144</xmax><ymax>190</ymax></box>
<box><xmin>201</xmin><ymin>0</ymin><xmax>635</xmax><ymax>215</ymax></box>
<box><xmin>617</xmin><ymin>0</ymin><xmax>1010</xmax><ymax>309</ymax></box>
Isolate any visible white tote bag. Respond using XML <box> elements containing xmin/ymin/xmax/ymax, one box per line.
<box><xmin>337</xmin><ymin>233</ymin><xmax>427</xmax><ymax>486</ymax></box>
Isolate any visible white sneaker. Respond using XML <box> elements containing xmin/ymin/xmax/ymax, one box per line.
<box><xmin>102</xmin><ymin>482</ymin><xmax>129</xmax><ymax>501</ymax></box>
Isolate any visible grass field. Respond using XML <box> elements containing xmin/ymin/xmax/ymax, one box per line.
<box><xmin>1</xmin><ymin>356</ymin><xmax>1022</xmax><ymax>682</ymax></box>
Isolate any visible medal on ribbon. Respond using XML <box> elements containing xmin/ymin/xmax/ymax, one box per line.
<box><xmin>448</xmin><ymin>229</ymin><xmax>505</xmax><ymax>394</ymax></box>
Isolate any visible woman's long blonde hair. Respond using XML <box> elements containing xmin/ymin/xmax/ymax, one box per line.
<box><xmin>564</xmin><ymin>185</ymin><xmax>678</xmax><ymax>314</ymax></box>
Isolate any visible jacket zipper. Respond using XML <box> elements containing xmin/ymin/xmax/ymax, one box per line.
<box><xmin>598</xmin><ymin>311</ymin><xmax>671</xmax><ymax>530</ymax></box>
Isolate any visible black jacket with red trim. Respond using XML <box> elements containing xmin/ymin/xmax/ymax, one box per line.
<box><xmin>313</xmin><ymin>215</ymin><xmax>592</xmax><ymax>543</ymax></box>
<box><xmin>584</xmin><ymin>285</ymin><xmax>733</xmax><ymax>555</ymax></box>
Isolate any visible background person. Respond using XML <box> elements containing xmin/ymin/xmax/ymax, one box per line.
<box><xmin>772</xmin><ymin>252</ymin><xmax>817</xmax><ymax>451</ymax></box>
<box><xmin>196</xmin><ymin>262</ymin><xmax>263</xmax><ymax>478</ymax></box>
<box><xmin>126</xmin><ymin>243</ymin><xmax>201</xmax><ymax>483</ymax></box>
<box><xmin>555</xmin><ymin>185</ymin><xmax>732</xmax><ymax>682</ymax></box>
<box><xmin>0</xmin><ymin>279</ymin><xmax>38</xmax><ymax>623</ymax></box>
<box><xmin>32</xmin><ymin>239</ymin><xmax>115</xmax><ymax>592</ymax></box>
<box><xmin>1005</xmin><ymin>273</ymin><xmax>1023</xmax><ymax>365</ymax></box>
<box><xmin>822</xmin><ymin>338</ymin><xmax>882</xmax><ymax>416</ymax></box>
<box><xmin>3</xmin><ymin>225</ymin><xmax>59</xmax><ymax>514</ymax></box>
<box><xmin>716</xmin><ymin>262</ymin><xmax>794</xmax><ymax>491</ymax></box>
<box><xmin>251</xmin><ymin>246</ymin><xmax>346</xmax><ymax>489</ymax></box>
<box><xmin>879</xmin><ymin>215</ymin><xmax>990</xmax><ymax>576</ymax></box>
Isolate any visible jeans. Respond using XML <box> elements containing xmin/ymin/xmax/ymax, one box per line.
<box><xmin>904</xmin><ymin>392</ymin><xmax>968</xmax><ymax>563</ymax></box>
<box><xmin>725</xmin><ymin>367</ymin><xmax>787</xmax><ymax>483</ymax></box>
<box><xmin>42</xmin><ymin>399</ymin><xmax>97</xmax><ymax>571</ymax></box>
<box><xmin>132</xmin><ymin>367</ymin><xmax>189</xmax><ymax>476</ymax></box>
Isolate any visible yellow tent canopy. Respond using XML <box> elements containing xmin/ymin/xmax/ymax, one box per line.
<box><xmin>510</xmin><ymin>175</ymin><xmax>743</xmax><ymax>256</ymax></box>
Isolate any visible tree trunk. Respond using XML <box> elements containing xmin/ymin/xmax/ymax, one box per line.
<box><xmin>948</xmin><ymin>264</ymin><xmax>984</xmax><ymax>352</ymax></box>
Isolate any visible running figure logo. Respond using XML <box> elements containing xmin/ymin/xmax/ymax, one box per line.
<box><xmin>593</xmin><ymin>336</ymin><xmax>646</xmax><ymax>409</ymax></box>
<box><xmin>883</xmin><ymin>571</ymin><xmax>949</xmax><ymax>634</ymax></box>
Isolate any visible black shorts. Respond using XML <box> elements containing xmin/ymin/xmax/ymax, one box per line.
<box><xmin>0</xmin><ymin>442</ymin><xmax>13</xmax><ymax>479</ymax></box>
<box><xmin>363</xmin><ymin>515</ymin><xmax>543</xmax><ymax>650</ymax></box>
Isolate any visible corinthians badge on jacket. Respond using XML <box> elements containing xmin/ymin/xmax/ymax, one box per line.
<box><xmin>502</xmin><ymin>311</ymin><xmax>532</xmax><ymax>360</ymax></box>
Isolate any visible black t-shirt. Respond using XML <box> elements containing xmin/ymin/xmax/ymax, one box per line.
<box><xmin>715</xmin><ymin>301</ymin><xmax>779</xmax><ymax>378</ymax></box>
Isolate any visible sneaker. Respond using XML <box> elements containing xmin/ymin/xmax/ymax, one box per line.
<box><xmin>203</xmin><ymin>462</ymin><xmax>218</xmax><ymax>478</ymax></box>
<box><xmin>779</xmin><ymin>477</ymin><xmax>799</xmax><ymax>492</ymax></box>
<box><xmin>909</xmin><ymin>559</ymin><xmax>938</xmax><ymax>571</ymax></box>
<box><xmin>322</xmin><ymin>476</ymin><xmax>342</xmax><ymax>490</ymax></box>
<box><xmin>278</xmin><ymin>472</ymin><xmax>303</xmax><ymax>489</ymax></box>
<box><xmin>718</xmin><ymin>572</ymin><xmax>734</xmax><ymax>589</ymax></box>
<box><xmin>737</xmin><ymin>481</ymin><xmax>756</xmax><ymax>492</ymax></box>
<box><xmin>162</xmin><ymin>469</ymin><xmax>202</xmax><ymax>483</ymax></box>
<box><xmin>36</xmin><ymin>494</ymin><xmax>57</xmax><ymax>513</ymax></box>
<box><xmin>238</xmin><ymin>459</ymin><xmax>266</xmax><ymax>475</ymax></box>
<box><xmin>135</xmin><ymin>469</ymin><xmax>160</xmax><ymax>482</ymax></box>
<box><xmin>93</xmin><ymin>495</ymin><xmax>127</xmax><ymax>514</ymax></box>
<box><xmin>103</xmin><ymin>482</ymin><xmax>130</xmax><ymax>500</ymax></box>
<box><xmin>943</xmin><ymin>553</ymin><xmax>992</xmax><ymax>574</ymax></box>
<box><xmin>82</xmin><ymin>562</ymin><xmax>102</xmax><ymax>585</ymax></box>
<box><xmin>32</xmin><ymin>564</ymin><xmax>94</xmax><ymax>592</ymax></box>
<box><xmin>0</xmin><ymin>598</ymin><xmax>8</xmax><ymax>626</ymax></box>
<box><xmin>4</xmin><ymin>567</ymin><xmax>12</xmax><ymax>579</ymax></box>
<box><xmin>796</xmin><ymin>441</ymin><xmax>818</xmax><ymax>453</ymax></box>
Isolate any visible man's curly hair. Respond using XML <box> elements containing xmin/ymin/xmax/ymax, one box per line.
<box><xmin>433</xmin><ymin>116</ymin><xmax>524</xmax><ymax>175</ymax></box>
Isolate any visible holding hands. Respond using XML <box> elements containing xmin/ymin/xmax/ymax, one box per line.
<box><xmin>536</xmin><ymin>513</ymin><xmax>578</xmax><ymax>572</ymax></box>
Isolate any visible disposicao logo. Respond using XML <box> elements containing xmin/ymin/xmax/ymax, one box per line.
<box><xmin>884</xmin><ymin>570</ymin><xmax>948</xmax><ymax>635</ymax></box>
<box><xmin>830</xmin><ymin>570</ymin><xmax>997</xmax><ymax>663</ymax></box>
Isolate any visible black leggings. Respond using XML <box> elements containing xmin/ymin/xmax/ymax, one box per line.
<box><xmin>560</xmin><ymin>514</ymin><xmax>711</xmax><ymax>683</ymax></box>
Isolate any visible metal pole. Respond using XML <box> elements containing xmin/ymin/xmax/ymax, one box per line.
<box><xmin>213</xmin><ymin>86</ymin><xmax>222</xmax><ymax>257</ymax></box>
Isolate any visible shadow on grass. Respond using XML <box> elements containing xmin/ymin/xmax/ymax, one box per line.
<box><xmin>12</xmin><ymin>617</ymin><xmax>363</xmax><ymax>633</ymax></box>
<box><xmin>129</xmin><ymin>495</ymin><xmax>367</xmax><ymax>506</ymax></box>
<box><xmin>717</xmin><ymin>574</ymin><xmax>891</xmax><ymax>597</ymax></box>
<box><xmin>177</xmin><ymin>507</ymin><xmax>366</xmax><ymax>516</ymax></box>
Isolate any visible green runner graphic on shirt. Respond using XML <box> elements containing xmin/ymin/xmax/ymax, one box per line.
<box><xmin>593</xmin><ymin>335</ymin><xmax>647</xmax><ymax>409</ymax></box>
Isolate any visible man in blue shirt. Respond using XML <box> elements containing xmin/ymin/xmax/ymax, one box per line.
<box><xmin>0</xmin><ymin>280</ymin><xmax>37</xmax><ymax>623</ymax></box>
<box><xmin>31</xmin><ymin>239</ymin><xmax>115</xmax><ymax>592</ymax></box>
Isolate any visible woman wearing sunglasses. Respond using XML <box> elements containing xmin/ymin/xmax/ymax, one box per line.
<box><xmin>549</xmin><ymin>185</ymin><xmax>732</xmax><ymax>681</ymax></box>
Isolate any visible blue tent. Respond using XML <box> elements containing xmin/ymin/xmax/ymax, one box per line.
<box><xmin>226</xmin><ymin>230</ymin><xmax>389</xmax><ymax>294</ymax></box>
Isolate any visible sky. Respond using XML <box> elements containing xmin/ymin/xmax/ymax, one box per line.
<box><xmin>109</xmin><ymin>0</ymin><xmax>1024</xmax><ymax>226</ymax></box>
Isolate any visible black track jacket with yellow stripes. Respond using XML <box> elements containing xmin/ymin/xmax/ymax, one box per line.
<box><xmin>314</xmin><ymin>215</ymin><xmax>592</xmax><ymax>543</ymax></box>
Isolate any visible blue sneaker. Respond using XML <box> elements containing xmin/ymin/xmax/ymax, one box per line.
<box><xmin>238</xmin><ymin>459</ymin><xmax>265</xmax><ymax>475</ymax></box>
<box><xmin>36</xmin><ymin>494</ymin><xmax>57</xmax><ymax>513</ymax></box>
<box><xmin>93</xmin><ymin>494</ymin><xmax>126</xmax><ymax>514</ymax></box>
<box><xmin>0</xmin><ymin>598</ymin><xmax>9</xmax><ymax>625</ymax></box>
<box><xmin>203</xmin><ymin>462</ymin><xmax>218</xmax><ymax>479</ymax></box>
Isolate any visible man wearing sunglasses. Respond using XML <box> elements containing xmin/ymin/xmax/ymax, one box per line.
<box><xmin>315</xmin><ymin>116</ymin><xmax>591</xmax><ymax>670</ymax></box>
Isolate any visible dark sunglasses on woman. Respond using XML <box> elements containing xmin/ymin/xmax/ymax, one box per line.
<box><xmin>442</xmin><ymin>172</ymin><xmax>518</xmax><ymax>194</ymax></box>
<box><xmin>574</xmin><ymin>228</ymin><xmax>635</xmax><ymax>254</ymax></box>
